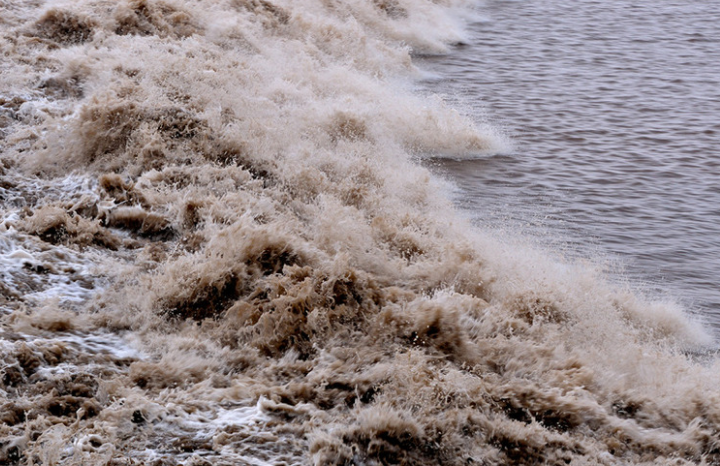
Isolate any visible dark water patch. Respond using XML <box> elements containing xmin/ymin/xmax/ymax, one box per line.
<box><xmin>163</xmin><ymin>271</ymin><xmax>243</xmax><ymax>321</ymax></box>
<box><xmin>39</xmin><ymin>70</ymin><xmax>85</xmax><ymax>100</ymax></box>
<box><xmin>231</xmin><ymin>0</ymin><xmax>291</xmax><ymax>27</ymax></box>
<box><xmin>114</xmin><ymin>0</ymin><xmax>197</xmax><ymax>38</ymax></box>
<box><xmin>372</xmin><ymin>0</ymin><xmax>408</xmax><ymax>20</ymax></box>
<box><xmin>105</xmin><ymin>207</ymin><xmax>175</xmax><ymax>241</ymax></box>
<box><xmin>20</xmin><ymin>205</ymin><xmax>119</xmax><ymax>249</ymax></box>
<box><xmin>99</xmin><ymin>173</ymin><xmax>149</xmax><ymax>208</ymax></box>
<box><xmin>33</xmin><ymin>9</ymin><xmax>97</xmax><ymax>45</ymax></box>
<box><xmin>230</xmin><ymin>266</ymin><xmax>381</xmax><ymax>359</ymax></box>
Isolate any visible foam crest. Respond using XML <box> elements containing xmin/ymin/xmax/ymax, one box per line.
<box><xmin>1</xmin><ymin>0</ymin><xmax>719</xmax><ymax>464</ymax></box>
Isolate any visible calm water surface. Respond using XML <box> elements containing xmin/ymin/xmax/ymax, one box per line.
<box><xmin>421</xmin><ymin>0</ymin><xmax>720</xmax><ymax>327</ymax></box>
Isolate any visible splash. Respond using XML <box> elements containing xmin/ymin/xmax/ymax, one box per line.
<box><xmin>1</xmin><ymin>0</ymin><xmax>718</xmax><ymax>465</ymax></box>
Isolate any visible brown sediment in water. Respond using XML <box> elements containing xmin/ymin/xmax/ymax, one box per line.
<box><xmin>32</xmin><ymin>9</ymin><xmax>98</xmax><ymax>46</ymax></box>
<box><xmin>1</xmin><ymin>0</ymin><xmax>719</xmax><ymax>465</ymax></box>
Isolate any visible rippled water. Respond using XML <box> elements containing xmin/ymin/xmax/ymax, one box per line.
<box><xmin>421</xmin><ymin>0</ymin><xmax>720</xmax><ymax>327</ymax></box>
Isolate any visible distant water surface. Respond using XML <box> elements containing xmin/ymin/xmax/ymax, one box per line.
<box><xmin>420</xmin><ymin>0</ymin><xmax>720</xmax><ymax>328</ymax></box>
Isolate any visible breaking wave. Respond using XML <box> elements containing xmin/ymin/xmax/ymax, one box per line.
<box><xmin>0</xmin><ymin>0</ymin><xmax>718</xmax><ymax>464</ymax></box>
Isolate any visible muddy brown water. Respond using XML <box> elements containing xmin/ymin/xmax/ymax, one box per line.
<box><xmin>2</xmin><ymin>1</ymin><xmax>720</xmax><ymax>465</ymax></box>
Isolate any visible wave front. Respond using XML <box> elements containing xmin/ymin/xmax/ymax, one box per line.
<box><xmin>0</xmin><ymin>0</ymin><xmax>717</xmax><ymax>465</ymax></box>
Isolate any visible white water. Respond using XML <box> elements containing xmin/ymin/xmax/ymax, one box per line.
<box><xmin>2</xmin><ymin>1</ymin><xmax>720</xmax><ymax>465</ymax></box>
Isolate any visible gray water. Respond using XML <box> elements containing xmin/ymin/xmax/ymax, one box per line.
<box><xmin>422</xmin><ymin>0</ymin><xmax>720</xmax><ymax>327</ymax></box>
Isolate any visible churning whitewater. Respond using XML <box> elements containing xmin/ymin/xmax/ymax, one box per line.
<box><xmin>1</xmin><ymin>0</ymin><xmax>719</xmax><ymax>464</ymax></box>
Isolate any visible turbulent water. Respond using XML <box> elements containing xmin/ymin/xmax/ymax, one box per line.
<box><xmin>1</xmin><ymin>1</ymin><xmax>720</xmax><ymax>465</ymax></box>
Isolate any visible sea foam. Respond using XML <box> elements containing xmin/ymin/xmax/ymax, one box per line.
<box><xmin>0</xmin><ymin>0</ymin><xmax>718</xmax><ymax>465</ymax></box>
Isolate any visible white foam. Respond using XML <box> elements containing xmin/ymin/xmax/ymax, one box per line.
<box><xmin>57</xmin><ymin>331</ymin><xmax>143</xmax><ymax>360</ymax></box>
<box><xmin>1</xmin><ymin>0</ymin><xmax>718</xmax><ymax>463</ymax></box>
